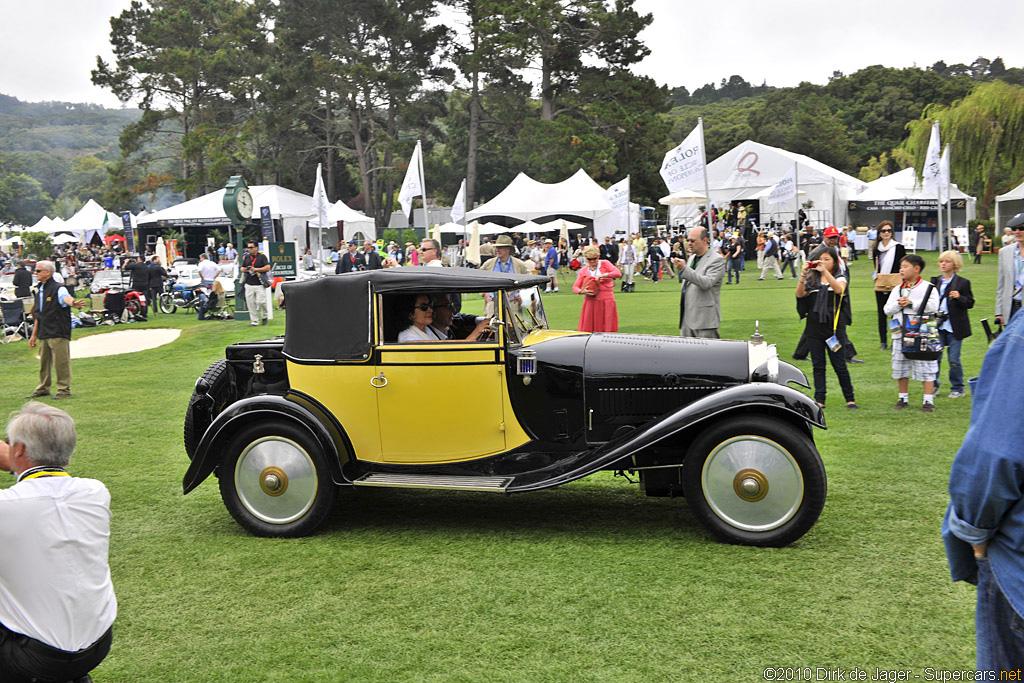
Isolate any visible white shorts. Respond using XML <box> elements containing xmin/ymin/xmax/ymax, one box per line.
<box><xmin>891</xmin><ymin>340</ymin><xmax>938</xmax><ymax>382</ymax></box>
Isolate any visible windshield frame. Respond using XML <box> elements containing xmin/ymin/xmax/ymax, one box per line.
<box><xmin>503</xmin><ymin>285</ymin><xmax>549</xmax><ymax>345</ymax></box>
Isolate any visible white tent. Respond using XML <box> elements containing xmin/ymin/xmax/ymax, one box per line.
<box><xmin>467</xmin><ymin>168</ymin><xmax>617</xmax><ymax>239</ymax></box>
<box><xmin>139</xmin><ymin>185</ymin><xmax>375</xmax><ymax>246</ymax></box>
<box><xmin>850</xmin><ymin>168</ymin><xmax>977</xmax><ymax>250</ymax></box>
<box><xmin>995</xmin><ymin>179</ymin><xmax>1024</xmax><ymax>231</ymax></box>
<box><xmin>667</xmin><ymin>140</ymin><xmax>867</xmax><ymax>228</ymax></box>
<box><xmin>326</xmin><ymin>200</ymin><xmax>376</xmax><ymax>242</ymax></box>
<box><xmin>29</xmin><ymin>216</ymin><xmax>53</xmax><ymax>233</ymax></box>
<box><xmin>61</xmin><ymin>199</ymin><xmax>125</xmax><ymax>242</ymax></box>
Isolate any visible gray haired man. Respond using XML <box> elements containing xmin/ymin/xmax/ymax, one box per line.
<box><xmin>0</xmin><ymin>402</ymin><xmax>117</xmax><ymax>683</ymax></box>
<box><xmin>27</xmin><ymin>260</ymin><xmax>85</xmax><ymax>400</ymax></box>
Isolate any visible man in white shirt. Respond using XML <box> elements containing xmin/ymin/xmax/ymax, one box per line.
<box><xmin>197</xmin><ymin>252</ymin><xmax>221</xmax><ymax>286</ymax></box>
<box><xmin>0</xmin><ymin>402</ymin><xmax>116</xmax><ymax>683</ymax></box>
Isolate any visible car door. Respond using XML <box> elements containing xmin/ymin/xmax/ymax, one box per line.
<box><xmin>374</xmin><ymin>304</ymin><xmax>509</xmax><ymax>464</ymax></box>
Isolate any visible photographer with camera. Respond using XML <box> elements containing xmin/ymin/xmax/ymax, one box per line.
<box><xmin>795</xmin><ymin>245</ymin><xmax>857</xmax><ymax>409</ymax></box>
<box><xmin>931</xmin><ymin>250</ymin><xmax>973</xmax><ymax>399</ymax></box>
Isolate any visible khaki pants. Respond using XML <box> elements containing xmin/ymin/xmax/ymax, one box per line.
<box><xmin>245</xmin><ymin>284</ymin><xmax>267</xmax><ymax>322</ymax></box>
<box><xmin>36</xmin><ymin>337</ymin><xmax>71</xmax><ymax>395</ymax></box>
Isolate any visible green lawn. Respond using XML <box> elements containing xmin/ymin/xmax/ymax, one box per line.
<box><xmin>0</xmin><ymin>254</ymin><xmax>997</xmax><ymax>681</ymax></box>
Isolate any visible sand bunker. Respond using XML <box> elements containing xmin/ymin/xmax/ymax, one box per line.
<box><xmin>69</xmin><ymin>328</ymin><xmax>182</xmax><ymax>359</ymax></box>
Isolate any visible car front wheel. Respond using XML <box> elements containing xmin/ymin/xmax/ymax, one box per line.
<box><xmin>219</xmin><ymin>421</ymin><xmax>338</xmax><ymax>537</ymax></box>
<box><xmin>682</xmin><ymin>415</ymin><xmax>826</xmax><ymax>547</ymax></box>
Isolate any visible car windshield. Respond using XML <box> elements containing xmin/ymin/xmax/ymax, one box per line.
<box><xmin>505</xmin><ymin>286</ymin><xmax>548</xmax><ymax>342</ymax></box>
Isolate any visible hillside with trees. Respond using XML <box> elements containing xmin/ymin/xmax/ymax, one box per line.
<box><xmin>3</xmin><ymin>0</ymin><xmax>1024</xmax><ymax>228</ymax></box>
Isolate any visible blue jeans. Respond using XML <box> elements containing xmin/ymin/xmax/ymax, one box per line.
<box><xmin>976</xmin><ymin>557</ymin><xmax>1024</xmax><ymax>672</ymax></box>
<box><xmin>936</xmin><ymin>329</ymin><xmax>964</xmax><ymax>392</ymax></box>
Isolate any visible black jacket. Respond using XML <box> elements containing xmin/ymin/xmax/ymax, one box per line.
<box><xmin>931</xmin><ymin>274</ymin><xmax>974</xmax><ymax>340</ymax></box>
<box><xmin>12</xmin><ymin>267</ymin><xmax>32</xmax><ymax>297</ymax></box>
<box><xmin>148</xmin><ymin>262</ymin><xmax>168</xmax><ymax>289</ymax></box>
<box><xmin>763</xmin><ymin>237</ymin><xmax>778</xmax><ymax>258</ymax></box>
<box><xmin>33</xmin><ymin>278</ymin><xmax>72</xmax><ymax>340</ymax></box>
<box><xmin>125</xmin><ymin>260</ymin><xmax>150</xmax><ymax>291</ymax></box>
<box><xmin>337</xmin><ymin>251</ymin><xmax>366</xmax><ymax>274</ymax></box>
<box><xmin>363</xmin><ymin>250</ymin><xmax>383</xmax><ymax>270</ymax></box>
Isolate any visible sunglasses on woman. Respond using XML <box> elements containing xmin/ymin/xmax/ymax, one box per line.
<box><xmin>414</xmin><ymin>303</ymin><xmax>434</xmax><ymax>311</ymax></box>
<box><xmin>879</xmin><ymin>229</ymin><xmax>893</xmax><ymax>234</ymax></box>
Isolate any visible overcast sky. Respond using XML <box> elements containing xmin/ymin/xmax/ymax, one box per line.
<box><xmin>2</xmin><ymin>0</ymin><xmax>1023</xmax><ymax>108</ymax></box>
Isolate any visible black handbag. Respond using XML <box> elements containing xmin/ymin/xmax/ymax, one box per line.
<box><xmin>900</xmin><ymin>283</ymin><xmax>943</xmax><ymax>361</ymax></box>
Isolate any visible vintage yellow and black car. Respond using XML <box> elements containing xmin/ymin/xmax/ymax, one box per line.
<box><xmin>183</xmin><ymin>267</ymin><xmax>827</xmax><ymax>546</ymax></box>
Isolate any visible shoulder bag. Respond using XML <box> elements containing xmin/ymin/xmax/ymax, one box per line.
<box><xmin>900</xmin><ymin>283</ymin><xmax>943</xmax><ymax>361</ymax></box>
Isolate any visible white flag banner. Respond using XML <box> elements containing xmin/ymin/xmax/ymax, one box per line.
<box><xmin>765</xmin><ymin>165</ymin><xmax>798</xmax><ymax>205</ymax></box>
<box><xmin>604</xmin><ymin>176</ymin><xmax>630</xmax><ymax>215</ymax></box>
<box><xmin>451</xmin><ymin>178</ymin><xmax>466</xmax><ymax>224</ymax></box>
<box><xmin>398</xmin><ymin>141</ymin><xmax>423</xmax><ymax>218</ymax></box>
<box><xmin>660</xmin><ymin>121</ymin><xmax>704</xmax><ymax>192</ymax></box>
<box><xmin>311</xmin><ymin>162</ymin><xmax>330</xmax><ymax>228</ymax></box>
<box><xmin>922</xmin><ymin>121</ymin><xmax>942</xmax><ymax>195</ymax></box>
<box><xmin>938</xmin><ymin>144</ymin><xmax>950</xmax><ymax>205</ymax></box>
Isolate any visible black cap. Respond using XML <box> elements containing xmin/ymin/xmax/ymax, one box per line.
<box><xmin>1008</xmin><ymin>212</ymin><xmax>1024</xmax><ymax>229</ymax></box>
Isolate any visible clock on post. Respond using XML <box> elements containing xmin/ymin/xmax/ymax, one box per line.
<box><xmin>223</xmin><ymin>176</ymin><xmax>254</xmax><ymax>320</ymax></box>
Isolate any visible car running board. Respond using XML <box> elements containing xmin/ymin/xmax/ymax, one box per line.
<box><xmin>353</xmin><ymin>473</ymin><xmax>513</xmax><ymax>492</ymax></box>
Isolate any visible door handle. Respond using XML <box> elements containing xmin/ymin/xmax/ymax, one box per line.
<box><xmin>370</xmin><ymin>372</ymin><xmax>388</xmax><ymax>388</ymax></box>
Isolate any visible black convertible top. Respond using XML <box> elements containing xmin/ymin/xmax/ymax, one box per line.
<box><xmin>280</xmin><ymin>267</ymin><xmax>549</xmax><ymax>362</ymax></box>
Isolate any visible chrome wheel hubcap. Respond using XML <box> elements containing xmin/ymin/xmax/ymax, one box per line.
<box><xmin>235</xmin><ymin>437</ymin><xmax>317</xmax><ymax>524</ymax></box>
<box><xmin>701</xmin><ymin>435</ymin><xmax>803</xmax><ymax>531</ymax></box>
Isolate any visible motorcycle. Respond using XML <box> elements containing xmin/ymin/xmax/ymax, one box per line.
<box><xmin>159</xmin><ymin>276</ymin><xmax>203</xmax><ymax>314</ymax></box>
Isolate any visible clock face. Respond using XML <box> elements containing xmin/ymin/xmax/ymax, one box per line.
<box><xmin>236</xmin><ymin>189</ymin><xmax>254</xmax><ymax>219</ymax></box>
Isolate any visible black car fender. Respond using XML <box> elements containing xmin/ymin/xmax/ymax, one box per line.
<box><xmin>508</xmin><ymin>382</ymin><xmax>823</xmax><ymax>492</ymax></box>
<box><xmin>182</xmin><ymin>394</ymin><xmax>348</xmax><ymax>494</ymax></box>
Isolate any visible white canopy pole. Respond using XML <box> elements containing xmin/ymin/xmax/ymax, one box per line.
<box><xmin>417</xmin><ymin>139</ymin><xmax>429</xmax><ymax>236</ymax></box>
<box><xmin>793</xmin><ymin>162</ymin><xmax>800</xmax><ymax>231</ymax></box>
<box><xmin>699</xmin><ymin>118</ymin><xmax>712</xmax><ymax>233</ymax></box>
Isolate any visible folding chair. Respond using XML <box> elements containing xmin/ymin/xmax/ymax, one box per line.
<box><xmin>1</xmin><ymin>300</ymin><xmax>30</xmax><ymax>343</ymax></box>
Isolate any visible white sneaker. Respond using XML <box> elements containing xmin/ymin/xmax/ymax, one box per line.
<box><xmin>545</xmin><ymin>288</ymin><xmax>551</xmax><ymax>293</ymax></box>
<box><xmin>553</xmin><ymin>288</ymin><xmax>559</xmax><ymax>292</ymax></box>
<box><xmin>948</xmin><ymin>391</ymin><xmax>965</xmax><ymax>398</ymax></box>
<box><xmin>250</xmin><ymin>321</ymin><xmax>259</xmax><ymax>326</ymax></box>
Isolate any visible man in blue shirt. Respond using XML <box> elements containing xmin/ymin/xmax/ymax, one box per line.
<box><xmin>543</xmin><ymin>238</ymin><xmax>559</xmax><ymax>293</ymax></box>
<box><xmin>26</xmin><ymin>261</ymin><xmax>85</xmax><ymax>400</ymax></box>
<box><xmin>943</xmin><ymin>309</ymin><xmax>1024</xmax><ymax>670</ymax></box>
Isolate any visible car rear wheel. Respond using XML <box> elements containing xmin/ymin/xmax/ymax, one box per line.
<box><xmin>218</xmin><ymin>421</ymin><xmax>338</xmax><ymax>537</ymax></box>
<box><xmin>159</xmin><ymin>293</ymin><xmax>177</xmax><ymax>314</ymax></box>
<box><xmin>682</xmin><ymin>415</ymin><xmax>825</xmax><ymax>547</ymax></box>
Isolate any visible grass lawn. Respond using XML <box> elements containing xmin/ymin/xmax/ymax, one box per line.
<box><xmin>0</xmin><ymin>253</ymin><xmax>998</xmax><ymax>681</ymax></box>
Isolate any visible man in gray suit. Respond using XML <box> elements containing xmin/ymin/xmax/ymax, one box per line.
<box><xmin>672</xmin><ymin>226</ymin><xmax>726</xmax><ymax>338</ymax></box>
<box><xmin>995</xmin><ymin>213</ymin><xmax>1024</xmax><ymax>326</ymax></box>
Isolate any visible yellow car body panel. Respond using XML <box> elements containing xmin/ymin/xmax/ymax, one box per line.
<box><xmin>287</xmin><ymin>361</ymin><xmax>383</xmax><ymax>462</ymax></box>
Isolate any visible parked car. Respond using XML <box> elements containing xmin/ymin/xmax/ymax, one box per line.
<box><xmin>182</xmin><ymin>268</ymin><xmax>827</xmax><ymax>546</ymax></box>
<box><xmin>90</xmin><ymin>270</ymin><xmax>127</xmax><ymax>294</ymax></box>
<box><xmin>168</xmin><ymin>263</ymin><xmax>236</xmax><ymax>298</ymax></box>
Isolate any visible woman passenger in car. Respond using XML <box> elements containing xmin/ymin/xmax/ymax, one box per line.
<box><xmin>397</xmin><ymin>294</ymin><xmax>445</xmax><ymax>342</ymax></box>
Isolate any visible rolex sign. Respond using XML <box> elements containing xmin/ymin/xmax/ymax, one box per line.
<box><xmin>269</xmin><ymin>241</ymin><xmax>297</xmax><ymax>278</ymax></box>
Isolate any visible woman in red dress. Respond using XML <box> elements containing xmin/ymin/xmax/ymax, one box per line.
<box><xmin>573</xmin><ymin>245</ymin><xmax>622</xmax><ymax>332</ymax></box>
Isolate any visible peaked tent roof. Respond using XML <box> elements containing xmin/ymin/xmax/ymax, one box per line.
<box><xmin>467</xmin><ymin>168</ymin><xmax>613</xmax><ymax>221</ymax></box>
<box><xmin>855</xmin><ymin>167</ymin><xmax>974</xmax><ymax>201</ymax></box>
<box><xmin>29</xmin><ymin>215</ymin><xmax>53</xmax><ymax>232</ymax></box>
<box><xmin>326</xmin><ymin>200</ymin><xmax>374</xmax><ymax>229</ymax></box>
<box><xmin>139</xmin><ymin>185</ymin><xmax>323</xmax><ymax>225</ymax></box>
<box><xmin>685</xmin><ymin>140</ymin><xmax>866</xmax><ymax>194</ymax></box>
<box><xmin>61</xmin><ymin>199</ymin><xmax>115</xmax><ymax>237</ymax></box>
<box><xmin>996</xmin><ymin>178</ymin><xmax>1024</xmax><ymax>202</ymax></box>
